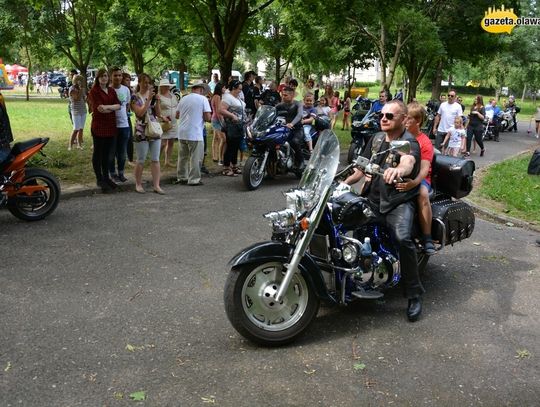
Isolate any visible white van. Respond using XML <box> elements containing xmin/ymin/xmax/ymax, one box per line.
<box><xmin>212</xmin><ymin>69</ymin><xmax>242</xmax><ymax>81</ymax></box>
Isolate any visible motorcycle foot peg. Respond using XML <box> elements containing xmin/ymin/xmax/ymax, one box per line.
<box><xmin>351</xmin><ymin>290</ymin><xmax>384</xmax><ymax>300</ymax></box>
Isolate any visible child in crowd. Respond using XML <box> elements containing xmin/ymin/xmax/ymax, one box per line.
<box><xmin>301</xmin><ymin>93</ymin><xmax>316</xmax><ymax>153</ymax></box>
<box><xmin>316</xmin><ymin>96</ymin><xmax>331</xmax><ymax>118</ymax></box>
<box><xmin>442</xmin><ymin>116</ymin><xmax>466</xmax><ymax>157</ymax></box>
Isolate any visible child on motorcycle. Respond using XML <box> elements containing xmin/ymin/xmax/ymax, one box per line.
<box><xmin>395</xmin><ymin>103</ymin><xmax>436</xmax><ymax>255</ymax></box>
<box><xmin>442</xmin><ymin>116</ymin><xmax>466</xmax><ymax>157</ymax></box>
<box><xmin>301</xmin><ymin>93</ymin><xmax>316</xmax><ymax>154</ymax></box>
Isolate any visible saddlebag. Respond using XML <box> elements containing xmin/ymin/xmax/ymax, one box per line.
<box><xmin>431</xmin><ymin>198</ymin><xmax>475</xmax><ymax>245</ymax></box>
<box><xmin>431</xmin><ymin>154</ymin><xmax>475</xmax><ymax>199</ymax></box>
<box><xmin>331</xmin><ymin>192</ymin><xmax>372</xmax><ymax>229</ymax></box>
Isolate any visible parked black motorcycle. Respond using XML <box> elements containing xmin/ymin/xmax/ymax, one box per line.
<box><xmin>347</xmin><ymin>110</ymin><xmax>380</xmax><ymax>163</ymax></box>
<box><xmin>423</xmin><ymin>100</ymin><xmax>438</xmax><ymax>139</ymax></box>
<box><xmin>224</xmin><ymin>130</ymin><xmax>475</xmax><ymax>346</ymax></box>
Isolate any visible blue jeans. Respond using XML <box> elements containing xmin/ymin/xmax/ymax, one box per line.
<box><xmin>110</xmin><ymin>127</ymin><xmax>130</xmax><ymax>176</ymax></box>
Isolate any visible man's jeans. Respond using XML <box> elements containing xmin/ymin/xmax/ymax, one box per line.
<box><xmin>110</xmin><ymin>127</ymin><xmax>130</xmax><ymax>176</ymax></box>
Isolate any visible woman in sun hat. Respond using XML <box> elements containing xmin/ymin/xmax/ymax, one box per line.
<box><xmin>156</xmin><ymin>78</ymin><xmax>179</xmax><ymax>167</ymax></box>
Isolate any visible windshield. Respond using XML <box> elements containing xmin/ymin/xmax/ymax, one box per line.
<box><xmin>252</xmin><ymin>105</ymin><xmax>276</xmax><ymax>132</ymax></box>
<box><xmin>362</xmin><ymin>110</ymin><xmax>378</xmax><ymax>125</ymax></box>
<box><xmin>298</xmin><ymin>130</ymin><xmax>340</xmax><ymax>210</ymax></box>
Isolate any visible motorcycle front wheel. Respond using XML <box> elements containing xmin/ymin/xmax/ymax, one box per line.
<box><xmin>224</xmin><ymin>261</ymin><xmax>320</xmax><ymax>346</ymax></box>
<box><xmin>242</xmin><ymin>155</ymin><xmax>266</xmax><ymax>190</ymax></box>
<box><xmin>347</xmin><ymin>141</ymin><xmax>360</xmax><ymax>164</ymax></box>
<box><xmin>7</xmin><ymin>168</ymin><xmax>60</xmax><ymax>221</ymax></box>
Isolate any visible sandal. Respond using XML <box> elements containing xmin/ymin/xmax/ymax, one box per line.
<box><xmin>233</xmin><ymin>167</ymin><xmax>242</xmax><ymax>175</ymax></box>
<box><xmin>222</xmin><ymin>169</ymin><xmax>237</xmax><ymax>177</ymax></box>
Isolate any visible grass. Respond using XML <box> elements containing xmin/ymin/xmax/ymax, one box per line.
<box><xmin>468</xmin><ymin>153</ymin><xmax>540</xmax><ymax>225</ymax></box>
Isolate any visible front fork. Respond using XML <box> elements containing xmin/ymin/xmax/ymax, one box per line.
<box><xmin>274</xmin><ymin>185</ymin><xmax>332</xmax><ymax>302</ymax></box>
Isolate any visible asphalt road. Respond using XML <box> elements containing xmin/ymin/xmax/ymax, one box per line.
<box><xmin>0</xmin><ymin>127</ymin><xmax>539</xmax><ymax>407</ymax></box>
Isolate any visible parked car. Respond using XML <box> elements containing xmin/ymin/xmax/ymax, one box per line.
<box><xmin>48</xmin><ymin>73</ymin><xmax>67</xmax><ymax>87</ymax></box>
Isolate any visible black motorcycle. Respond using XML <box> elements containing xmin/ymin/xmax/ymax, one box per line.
<box><xmin>423</xmin><ymin>100</ymin><xmax>438</xmax><ymax>139</ymax></box>
<box><xmin>347</xmin><ymin>110</ymin><xmax>380</xmax><ymax>163</ymax></box>
<box><xmin>224</xmin><ymin>130</ymin><xmax>476</xmax><ymax>346</ymax></box>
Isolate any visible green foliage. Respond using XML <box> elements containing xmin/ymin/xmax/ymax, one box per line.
<box><xmin>477</xmin><ymin>153</ymin><xmax>540</xmax><ymax>224</ymax></box>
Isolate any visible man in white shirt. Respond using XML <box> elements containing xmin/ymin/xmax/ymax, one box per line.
<box><xmin>110</xmin><ymin>67</ymin><xmax>132</xmax><ymax>183</ymax></box>
<box><xmin>175</xmin><ymin>82</ymin><xmax>211</xmax><ymax>186</ymax></box>
<box><xmin>209</xmin><ymin>73</ymin><xmax>219</xmax><ymax>94</ymax></box>
<box><xmin>432</xmin><ymin>90</ymin><xmax>463</xmax><ymax>150</ymax></box>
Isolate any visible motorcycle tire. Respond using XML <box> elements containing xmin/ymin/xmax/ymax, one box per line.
<box><xmin>347</xmin><ymin>141</ymin><xmax>360</xmax><ymax>164</ymax></box>
<box><xmin>243</xmin><ymin>155</ymin><xmax>265</xmax><ymax>190</ymax></box>
<box><xmin>7</xmin><ymin>168</ymin><xmax>61</xmax><ymax>221</ymax></box>
<box><xmin>224</xmin><ymin>261</ymin><xmax>320</xmax><ymax>347</ymax></box>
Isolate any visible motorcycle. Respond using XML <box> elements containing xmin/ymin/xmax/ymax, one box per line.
<box><xmin>224</xmin><ymin>130</ymin><xmax>475</xmax><ymax>346</ymax></box>
<box><xmin>498</xmin><ymin>106</ymin><xmax>519</xmax><ymax>132</ymax></box>
<box><xmin>347</xmin><ymin>110</ymin><xmax>380</xmax><ymax>163</ymax></box>
<box><xmin>0</xmin><ymin>138</ymin><xmax>61</xmax><ymax>221</ymax></box>
<box><xmin>243</xmin><ymin>105</ymin><xmax>310</xmax><ymax>191</ymax></box>
<box><xmin>423</xmin><ymin>100</ymin><xmax>438</xmax><ymax>140</ymax></box>
<box><xmin>482</xmin><ymin>111</ymin><xmax>499</xmax><ymax>141</ymax></box>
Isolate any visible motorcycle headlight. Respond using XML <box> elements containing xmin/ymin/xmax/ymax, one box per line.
<box><xmin>352</xmin><ymin>121</ymin><xmax>361</xmax><ymax>127</ymax></box>
<box><xmin>342</xmin><ymin>243</ymin><xmax>358</xmax><ymax>264</ymax></box>
<box><xmin>263</xmin><ymin>209</ymin><xmax>296</xmax><ymax>228</ymax></box>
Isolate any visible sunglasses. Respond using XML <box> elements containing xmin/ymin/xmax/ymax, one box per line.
<box><xmin>379</xmin><ymin>112</ymin><xmax>400</xmax><ymax>121</ymax></box>
<box><xmin>447</xmin><ymin>94</ymin><xmax>456</xmax><ymax>98</ymax></box>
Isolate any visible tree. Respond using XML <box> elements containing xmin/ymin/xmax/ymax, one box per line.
<box><xmin>187</xmin><ymin>0</ymin><xmax>276</xmax><ymax>81</ymax></box>
<box><xmin>35</xmin><ymin>0</ymin><xmax>105</xmax><ymax>86</ymax></box>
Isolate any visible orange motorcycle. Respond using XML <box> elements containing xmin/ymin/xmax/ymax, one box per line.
<box><xmin>0</xmin><ymin>137</ymin><xmax>60</xmax><ymax>221</ymax></box>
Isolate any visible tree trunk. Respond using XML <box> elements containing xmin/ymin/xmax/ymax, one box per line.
<box><xmin>24</xmin><ymin>42</ymin><xmax>31</xmax><ymax>102</ymax></box>
<box><xmin>275</xmin><ymin>56</ymin><xmax>280</xmax><ymax>84</ymax></box>
<box><xmin>521</xmin><ymin>84</ymin><xmax>527</xmax><ymax>102</ymax></box>
<box><xmin>430</xmin><ymin>59</ymin><xmax>443</xmax><ymax>100</ymax></box>
<box><xmin>179</xmin><ymin>60</ymin><xmax>187</xmax><ymax>91</ymax></box>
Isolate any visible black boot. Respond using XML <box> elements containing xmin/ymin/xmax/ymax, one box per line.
<box><xmin>407</xmin><ymin>297</ymin><xmax>422</xmax><ymax>322</ymax></box>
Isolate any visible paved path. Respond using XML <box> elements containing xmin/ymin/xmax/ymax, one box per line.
<box><xmin>0</xmin><ymin>126</ymin><xmax>539</xmax><ymax>406</ymax></box>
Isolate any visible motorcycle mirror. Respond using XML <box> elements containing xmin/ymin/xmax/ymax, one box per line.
<box><xmin>389</xmin><ymin>140</ymin><xmax>410</xmax><ymax>154</ymax></box>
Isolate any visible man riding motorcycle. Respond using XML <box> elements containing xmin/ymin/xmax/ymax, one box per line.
<box><xmin>275</xmin><ymin>86</ymin><xmax>304</xmax><ymax>169</ymax></box>
<box><xmin>344</xmin><ymin>100</ymin><xmax>424</xmax><ymax>322</ymax></box>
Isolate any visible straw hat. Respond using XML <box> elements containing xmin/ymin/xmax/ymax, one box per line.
<box><xmin>157</xmin><ymin>78</ymin><xmax>175</xmax><ymax>87</ymax></box>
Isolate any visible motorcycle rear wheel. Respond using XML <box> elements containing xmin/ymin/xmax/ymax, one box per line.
<box><xmin>7</xmin><ymin>168</ymin><xmax>60</xmax><ymax>221</ymax></box>
<box><xmin>224</xmin><ymin>261</ymin><xmax>320</xmax><ymax>346</ymax></box>
<box><xmin>243</xmin><ymin>155</ymin><xmax>265</xmax><ymax>190</ymax></box>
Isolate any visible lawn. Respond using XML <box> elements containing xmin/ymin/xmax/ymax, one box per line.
<box><xmin>468</xmin><ymin>153</ymin><xmax>540</xmax><ymax>225</ymax></box>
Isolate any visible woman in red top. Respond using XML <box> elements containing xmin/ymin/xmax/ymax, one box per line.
<box><xmin>88</xmin><ymin>68</ymin><xmax>121</xmax><ymax>192</ymax></box>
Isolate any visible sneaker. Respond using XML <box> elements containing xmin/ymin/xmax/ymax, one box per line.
<box><xmin>218</xmin><ymin>161</ymin><xmax>224</xmax><ymax>166</ymax></box>
<box><xmin>111</xmin><ymin>174</ymin><xmax>121</xmax><ymax>182</ymax></box>
<box><xmin>105</xmin><ymin>178</ymin><xmax>118</xmax><ymax>189</ymax></box>
<box><xmin>424</xmin><ymin>240</ymin><xmax>437</xmax><ymax>255</ymax></box>
<box><xmin>117</xmin><ymin>174</ymin><xmax>128</xmax><ymax>183</ymax></box>
<box><xmin>201</xmin><ymin>166</ymin><xmax>209</xmax><ymax>175</ymax></box>
<box><xmin>173</xmin><ymin>179</ymin><xmax>188</xmax><ymax>185</ymax></box>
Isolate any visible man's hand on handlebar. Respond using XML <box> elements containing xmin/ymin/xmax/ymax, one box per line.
<box><xmin>383</xmin><ymin>167</ymin><xmax>405</xmax><ymax>185</ymax></box>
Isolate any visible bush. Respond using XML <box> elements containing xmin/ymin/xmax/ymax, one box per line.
<box><xmin>423</xmin><ymin>83</ymin><xmax>496</xmax><ymax>96</ymax></box>
<box><xmin>354</xmin><ymin>81</ymin><xmax>380</xmax><ymax>88</ymax></box>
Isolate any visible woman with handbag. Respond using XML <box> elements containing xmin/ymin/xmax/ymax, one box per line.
<box><xmin>156</xmin><ymin>79</ymin><xmax>179</xmax><ymax>167</ymax></box>
<box><xmin>87</xmin><ymin>68</ymin><xmax>121</xmax><ymax>193</ymax></box>
<box><xmin>220</xmin><ymin>80</ymin><xmax>246</xmax><ymax>177</ymax></box>
<box><xmin>130</xmin><ymin>73</ymin><xmax>165</xmax><ymax>194</ymax></box>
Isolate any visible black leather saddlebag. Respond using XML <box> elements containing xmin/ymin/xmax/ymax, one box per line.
<box><xmin>331</xmin><ymin>192</ymin><xmax>372</xmax><ymax>229</ymax></box>
<box><xmin>431</xmin><ymin>198</ymin><xmax>475</xmax><ymax>245</ymax></box>
<box><xmin>431</xmin><ymin>154</ymin><xmax>475</xmax><ymax>198</ymax></box>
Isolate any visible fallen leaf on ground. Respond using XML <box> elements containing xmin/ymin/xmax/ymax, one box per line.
<box><xmin>354</xmin><ymin>363</ymin><xmax>366</xmax><ymax>371</ymax></box>
<box><xmin>515</xmin><ymin>349</ymin><xmax>531</xmax><ymax>359</ymax></box>
<box><xmin>304</xmin><ymin>369</ymin><xmax>316</xmax><ymax>375</ymax></box>
<box><xmin>129</xmin><ymin>391</ymin><xmax>146</xmax><ymax>401</ymax></box>
<box><xmin>4</xmin><ymin>361</ymin><xmax>11</xmax><ymax>372</ymax></box>
<box><xmin>201</xmin><ymin>396</ymin><xmax>216</xmax><ymax>403</ymax></box>
<box><xmin>113</xmin><ymin>392</ymin><xmax>124</xmax><ymax>400</ymax></box>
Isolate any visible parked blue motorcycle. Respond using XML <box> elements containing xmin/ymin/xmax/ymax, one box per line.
<box><xmin>225</xmin><ymin>130</ymin><xmax>475</xmax><ymax>346</ymax></box>
<box><xmin>243</xmin><ymin>105</ymin><xmax>326</xmax><ymax>190</ymax></box>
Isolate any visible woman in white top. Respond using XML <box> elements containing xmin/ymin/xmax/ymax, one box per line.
<box><xmin>156</xmin><ymin>79</ymin><xmax>179</xmax><ymax>167</ymax></box>
<box><xmin>68</xmin><ymin>74</ymin><xmax>87</xmax><ymax>150</ymax></box>
<box><xmin>220</xmin><ymin>80</ymin><xmax>245</xmax><ymax>176</ymax></box>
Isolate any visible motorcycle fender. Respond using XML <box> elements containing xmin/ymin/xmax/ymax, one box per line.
<box><xmin>228</xmin><ymin>240</ymin><xmax>335</xmax><ymax>303</ymax></box>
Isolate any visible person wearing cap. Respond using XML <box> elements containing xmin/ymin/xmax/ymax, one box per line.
<box><xmin>156</xmin><ymin>78</ymin><xmax>179</xmax><ymax>168</ymax></box>
<box><xmin>174</xmin><ymin>81</ymin><xmax>211</xmax><ymax>186</ymax></box>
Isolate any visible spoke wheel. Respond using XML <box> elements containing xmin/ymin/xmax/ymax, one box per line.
<box><xmin>243</xmin><ymin>156</ymin><xmax>265</xmax><ymax>190</ymax></box>
<box><xmin>224</xmin><ymin>261</ymin><xmax>319</xmax><ymax>346</ymax></box>
<box><xmin>7</xmin><ymin>168</ymin><xmax>60</xmax><ymax>221</ymax></box>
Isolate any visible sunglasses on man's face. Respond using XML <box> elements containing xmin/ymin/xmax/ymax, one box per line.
<box><xmin>379</xmin><ymin>112</ymin><xmax>400</xmax><ymax>121</ymax></box>
<box><xmin>448</xmin><ymin>94</ymin><xmax>456</xmax><ymax>98</ymax></box>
